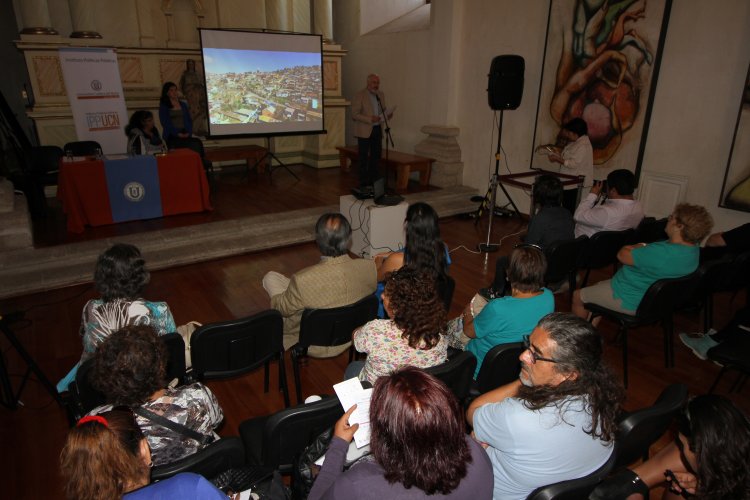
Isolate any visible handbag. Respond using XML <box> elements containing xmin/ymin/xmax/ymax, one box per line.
<box><xmin>176</xmin><ymin>320</ymin><xmax>202</xmax><ymax>368</ymax></box>
<box><xmin>133</xmin><ymin>406</ymin><xmax>214</xmax><ymax>446</ymax></box>
<box><xmin>292</xmin><ymin>426</ymin><xmax>333</xmax><ymax>499</ymax></box>
<box><xmin>212</xmin><ymin>468</ymin><xmax>290</xmax><ymax>500</ymax></box>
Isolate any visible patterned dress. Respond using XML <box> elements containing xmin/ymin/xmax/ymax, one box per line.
<box><xmin>91</xmin><ymin>382</ymin><xmax>224</xmax><ymax>467</ymax></box>
<box><xmin>353</xmin><ymin>319</ymin><xmax>448</xmax><ymax>384</ymax></box>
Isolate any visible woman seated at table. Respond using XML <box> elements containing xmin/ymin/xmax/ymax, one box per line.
<box><xmin>125</xmin><ymin>110</ymin><xmax>165</xmax><ymax>156</ymax></box>
<box><xmin>56</xmin><ymin>243</ymin><xmax>176</xmax><ymax>392</ymax></box>
<box><xmin>572</xmin><ymin>203</ymin><xmax>713</xmax><ymax>320</ymax></box>
<box><xmin>61</xmin><ymin>408</ymin><xmax>228</xmax><ymax>499</ymax></box>
<box><xmin>90</xmin><ymin>324</ymin><xmax>224</xmax><ymax>467</ymax></box>
<box><xmin>448</xmin><ymin>245</ymin><xmax>555</xmax><ymax>378</ymax></box>
<box><xmin>347</xmin><ymin>267</ymin><xmax>448</xmax><ymax>384</ymax></box>
<box><xmin>590</xmin><ymin>394</ymin><xmax>750</xmax><ymax>499</ymax></box>
<box><xmin>308</xmin><ymin>367</ymin><xmax>494</xmax><ymax>499</ymax></box>
<box><xmin>374</xmin><ymin>202</ymin><xmax>451</xmax><ymax>317</ymax></box>
<box><xmin>159</xmin><ymin>81</ymin><xmax>193</xmax><ymax>147</ymax></box>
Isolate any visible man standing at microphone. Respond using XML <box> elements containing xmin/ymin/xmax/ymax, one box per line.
<box><xmin>352</xmin><ymin>74</ymin><xmax>393</xmax><ymax>194</ymax></box>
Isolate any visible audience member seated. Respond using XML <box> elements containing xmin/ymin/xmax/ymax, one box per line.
<box><xmin>308</xmin><ymin>367</ymin><xmax>494</xmax><ymax>499</ymax></box>
<box><xmin>680</xmin><ymin>305</ymin><xmax>750</xmax><ymax>360</ymax></box>
<box><xmin>447</xmin><ymin>245</ymin><xmax>554</xmax><ymax>378</ymax></box>
<box><xmin>485</xmin><ymin>175</ymin><xmax>573</xmax><ymax>298</ymax></box>
<box><xmin>61</xmin><ymin>408</ymin><xmax>227</xmax><ymax>500</ymax></box>
<box><xmin>125</xmin><ymin>110</ymin><xmax>165</xmax><ymax>156</ymax></box>
<box><xmin>57</xmin><ymin>243</ymin><xmax>176</xmax><ymax>392</ymax></box>
<box><xmin>90</xmin><ymin>325</ymin><xmax>224</xmax><ymax>467</ymax></box>
<box><xmin>701</xmin><ymin>222</ymin><xmax>750</xmax><ymax>261</ymax></box>
<box><xmin>572</xmin><ymin>203</ymin><xmax>713</xmax><ymax>320</ymax></box>
<box><xmin>590</xmin><ymin>394</ymin><xmax>750</xmax><ymax>500</ymax></box>
<box><xmin>374</xmin><ymin>202</ymin><xmax>451</xmax><ymax>317</ymax></box>
<box><xmin>573</xmin><ymin>168</ymin><xmax>644</xmax><ymax>238</ymax></box>
<box><xmin>467</xmin><ymin>313</ymin><xmax>624</xmax><ymax>499</ymax></box>
<box><xmin>346</xmin><ymin>267</ymin><xmax>448</xmax><ymax>384</ymax></box>
<box><xmin>159</xmin><ymin>81</ymin><xmax>193</xmax><ymax>148</ymax></box>
<box><xmin>263</xmin><ymin>213</ymin><xmax>377</xmax><ymax>356</ymax></box>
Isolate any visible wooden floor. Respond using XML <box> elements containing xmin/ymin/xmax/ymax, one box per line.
<box><xmin>0</xmin><ymin>166</ymin><xmax>747</xmax><ymax>498</ymax></box>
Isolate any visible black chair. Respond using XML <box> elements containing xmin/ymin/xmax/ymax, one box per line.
<box><xmin>526</xmin><ymin>446</ymin><xmax>618</xmax><ymax>500</ymax></box>
<box><xmin>28</xmin><ymin>145</ymin><xmax>63</xmax><ymax>187</ymax></box>
<box><xmin>66</xmin><ymin>358</ymin><xmax>106</xmax><ymax>422</ymax></box>
<box><xmin>544</xmin><ymin>235</ymin><xmax>588</xmax><ymax>300</ymax></box>
<box><xmin>707</xmin><ymin>334</ymin><xmax>750</xmax><ymax>394</ymax></box>
<box><xmin>615</xmin><ymin>383</ymin><xmax>688</xmax><ymax>468</ymax></box>
<box><xmin>634</xmin><ymin>216</ymin><xmax>668</xmax><ymax>244</ymax></box>
<box><xmin>162</xmin><ymin>332</ymin><xmax>186</xmax><ymax>385</ymax></box>
<box><xmin>63</xmin><ymin>140</ymin><xmax>102</xmax><ymax>157</ymax></box>
<box><xmin>578</xmin><ymin>229</ymin><xmax>636</xmax><ymax>288</ymax></box>
<box><xmin>424</xmin><ymin>350</ymin><xmax>477</xmax><ymax>405</ymax></box>
<box><xmin>468</xmin><ymin>342</ymin><xmax>524</xmax><ymax>398</ymax></box>
<box><xmin>438</xmin><ymin>275</ymin><xmax>456</xmax><ymax>312</ymax></box>
<box><xmin>191</xmin><ymin>310</ymin><xmax>290</xmax><ymax>407</ymax></box>
<box><xmin>238</xmin><ymin>395</ymin><xmax>343</xmax><ymax>474</ymax></box>
<box><xmin>584</xmin><ymin>271</ymin><xmax>701</xmax><ymax>388</ymax></box>
<box><xmin>291</xmin><ymin>295</ymin><xmax>378</xmax><ymax>403</ymax></box>
<box><xmin>700</xmin><ymin>251</ymin><xmax>750</xmax><ymax>331</ymax></box>
<box><xmin>151</xmin><ymin>436</ymin><xmax>245</xmax><ymax>481</ymax></box>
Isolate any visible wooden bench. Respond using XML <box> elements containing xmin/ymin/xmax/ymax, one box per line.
<box><xmin>336</xmin><ymin>145</ymin><xmax>434</xmax><ymax>192</ymax></box>
<box><xmin>204</xmin><ymin>144</ymin><xmax>268</xmax><ymax>175</ymax></box>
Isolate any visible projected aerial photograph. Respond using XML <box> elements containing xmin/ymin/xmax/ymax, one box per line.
<box><xmin>203</xmin><ymin>48</ymin><xmax>323</xmax><ymax>125</ymax></box>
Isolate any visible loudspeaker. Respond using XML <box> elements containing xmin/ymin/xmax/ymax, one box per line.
<box><xmin>487</xmin><ymin>55</ymin><xmax>524</xmax><ymax>110</ymax></box>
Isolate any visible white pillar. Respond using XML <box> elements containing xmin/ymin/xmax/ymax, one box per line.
<box><xmin>265</xmin><ymin>0</ymin><xmax>290</xmax><ymax>31</ymax></box>
<box><xmin>18</xmin><ymin>0</ymin><xmax>57</xmax><ymax>35</ymax></box>
<box><xmin>68</xmin><ymin>0</ymin><xmax>101</xmax><ymax>38</ymax></box>
<box><xmin>312</xmin><ymin>0</ymin><xmax>333</xmax><ymax>42</ymax></box>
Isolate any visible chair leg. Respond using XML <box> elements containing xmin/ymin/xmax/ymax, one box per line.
<box><xmin>277</xmin><ymin>351</ymin><xmax>290</xmax><ymax>408</ymax></box>
<box><xmin>663</xmin><ymin>316</ymin><xmax>674</xmax><ymax>368</ymax></box>
<box><xmin>708</xmin><ymin>366</ymin><xmax>728</xmax><ymax>394</ymax></box>
<box><xmin>621</xmin><ymin>325</ymin><xmax>629</xmax><ymax>389</ymax></box>
<box><xmin>291</xmin><ymin>349</ymin><xmax>304</xmax><ymax>405</ymax></box>
<box><xmin>729</xmin><ymin>371</ymin><xmax>746</xmax><ymax>393</ymax></box>
<box><xmin>263</xmin><ymin>360</ymin><xmax>270</xmax><ymax>393</ymax></box>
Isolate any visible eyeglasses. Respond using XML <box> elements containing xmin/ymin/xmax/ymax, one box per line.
<box><xmin>523</xmin><ymin>335</ymin><xmax>559</xmax><ymax>364</ymax></box>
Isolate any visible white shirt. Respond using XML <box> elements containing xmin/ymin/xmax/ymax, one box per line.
<box><xmin>560</xmin><ymin>135</ymin><xmax>594</xmax><ymax>188</ymax></box>
<box><xmin>574</xmin><ymin>193</ymin><xmax>645</xmax><ymax>238</ymax></box>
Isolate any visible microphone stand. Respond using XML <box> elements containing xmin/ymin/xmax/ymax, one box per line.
<box><xmin>375</xmin><ymin>93</ymin><xmax>395</xmax><ymax>194</ymax></box>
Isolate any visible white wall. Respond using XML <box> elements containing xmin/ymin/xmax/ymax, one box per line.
<box><xmin>334</xmin><ymin>0</ymin><xmax>750</xmax><ymax>229</ymax></box>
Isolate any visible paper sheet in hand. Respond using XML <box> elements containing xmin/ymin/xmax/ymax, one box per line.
<box><xmin>333</xmin><ymin>378</ymin><xmax>373</xmax><ymax>448</ymax></box>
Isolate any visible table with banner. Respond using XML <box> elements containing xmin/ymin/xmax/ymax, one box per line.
<box><xmin>57</xmin><ymin>149</ymin><xmax>212</xmax><ymax>233</ymax></box>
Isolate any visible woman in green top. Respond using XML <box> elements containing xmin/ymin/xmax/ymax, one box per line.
<box><xmin>572</xmin><ymin>203</ymin><xmax>713</xmax><ymax>319</ymax></box>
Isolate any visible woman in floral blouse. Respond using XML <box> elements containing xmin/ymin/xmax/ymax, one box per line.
<box><xmin>350</xmin><ymin>267</ymin><xmax>449</xmax><ymax>384</ymax></box>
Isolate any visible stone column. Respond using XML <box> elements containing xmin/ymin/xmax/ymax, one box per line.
<box><xmin>265</xmin><ymin>0</ymin><xmax>290</xmax><ymax>31</ymax></box>
<box><xmin>18</xmin><ymin>0</ymin><xmax>58</xmax><ymax>35</ymax></box>
<box><xmin>68</xmin><ymin>0</ymin><xmax>102</xmax><ymax>38</ymax></box>
<box><xmin>414</xmin><ymin>125</ymin><xmax>464</xmax><ymax>188</ymax></box>
<box><xmin>312</xmin><ymin>0</ymin><xmax>333</xmax><ymax>42</ymax></box>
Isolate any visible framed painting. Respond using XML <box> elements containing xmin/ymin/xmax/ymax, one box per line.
<box><xmin>719</xmin><ymin>63</ymin><xmax>750</xmax><ymax>212</ymax></box>
<box><xmin>530</xmin><ymin>0</ymin><xmax>673</xmax><ymax>181</ymax></box>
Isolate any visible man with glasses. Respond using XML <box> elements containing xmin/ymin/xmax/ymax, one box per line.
<box><xmin>467</xmin><ymin>313</ymin><xmax>624</xmax><ymax>499</ymax></box>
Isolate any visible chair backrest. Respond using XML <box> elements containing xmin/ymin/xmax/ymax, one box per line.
<box><xmin>711</xmin><ymin>251</ymin><xmax>750</xmax><ymax>293</ymax></box>
<box><xmin>526</xmin><ymin>445</ymin><xmax>618</xmax><ymax>500</ymax></box>
<box><xmin>475</xmin><ymin>342</ymin><xmax>524</xmax><ymax>395</ymax></box>
<box><xmin>437</xmin><ymin>274</ymin><xmax>456</xmax><ymax>312</ymax></box>
<box><xmin>424</xmin><ymin>351</ymin><xmax>477</xmax><ymax>403</ymax></box>
<box><xmin>63</xmin><ymin>140</ymin><xmax>102</xmax><ymax>156</ymax></box>
<box><xmin>191</xmin><ymin>309</ymin><xmax>283</xmax><ymax>380</ymax></box>
<box><xmin>299</xmin><ymin>294</ymin><xmax>378</xmax><ymax>349</ymax></box>
<box><xmin>544</xmin><ymin>235</ymin><xmax>588</xmax><ymax>284</ymax></box>
<box><xmin>28</xmin><ymin>145</ymin><xmax>63</xmax><ymax>175</ymax></box>
<box><xmin>634</xmin><ymin>217</ymin><xmax>668</xmax><ymax>244</ymax></box>
<box><xmin>578</xmin><ymin>229</ymin><xmax>635</xmax><ymax>270</ymax></box>
<box><xmin>615</xmin><ymin>383</ymin><xmax>688</xmax><ymax>468</ymax></box>
<box><xmin>161</xmin><ymin>332</ymin><xmax>186</xmax><ymax>385</ymax></box>
<box><xmin>635</xmin><ymin>271</ymin><xmax>702</xmax><ymax>321</ymax></box>
<box><xmin>261</xmin><ymin>395</ymin><xmax>344</xmax><ymax>472</ymax></box>
<box><xmin>151</xmin><ymin>436</ymin><xmax>245</xmax><ymax>481</ymax></box>
<box><xmin>71</xmin><ymin>358</ymin><xmax>107</xmax><ymax>416</ymax></box>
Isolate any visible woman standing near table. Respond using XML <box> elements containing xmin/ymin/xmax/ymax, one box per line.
<box><xmin>159</xmin><ymin>81</ymin><xmax>193</xmax><ymax>148</ymax></box>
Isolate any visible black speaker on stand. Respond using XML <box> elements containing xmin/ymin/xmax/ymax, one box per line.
<box><xmin>476</xmin><ymin>55</ymin><xmax>524</xmax><ymax>252</ymax></box>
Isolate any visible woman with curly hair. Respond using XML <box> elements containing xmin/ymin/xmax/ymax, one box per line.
<box><xmin>309</xmin><ymin>367</ymin><xmax>493</xmax><ymax>499</ymax></box>
<box><xmin>591</xmin><ymin>394</ymin><xmax>750</xmax><ymax>499</ymax></box>
<box><xmin>374</xmin><ymin>202</ymin><xmax>451</xmax><ymax>317</ymax></box>
<box><xmin>89</xmin><ymin>324</ymin><xmax>223</xmax><ymax>467</ymax></box>
<box><xmin>61</xmin><ymin>408</ymin><xmax>227</xmax><ymax>499</ymax></box>
<box><xmin>57</xmin><ymin>244</ymin><xmax>176</xmax><ymax>392</ymax></box>
<box><xmin>347</xmin><ymin>267</ymin><xmax>448</xmax><ymax>384</ymax></box>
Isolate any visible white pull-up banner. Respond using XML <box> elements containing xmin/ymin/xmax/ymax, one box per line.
<box><xmin>59</xmin><ymin>47</ymin><xmax>128</xmax><ymax>154</ymax></box>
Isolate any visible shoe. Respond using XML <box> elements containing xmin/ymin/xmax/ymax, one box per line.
<box><xmin>679</xmin><ymin>332</ymin><xmax>719</xmax><ymax>360</ymax></box>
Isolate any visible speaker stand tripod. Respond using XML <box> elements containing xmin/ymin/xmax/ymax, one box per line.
<box><xmin>476</xmin><ymin>109</ymin><xmax>521</xmax><ymax>252</ymax></box>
